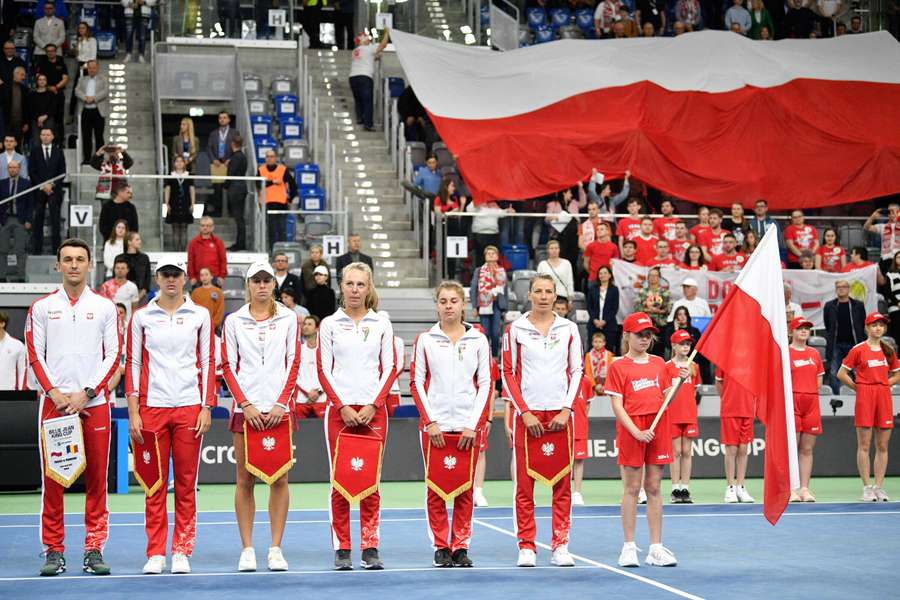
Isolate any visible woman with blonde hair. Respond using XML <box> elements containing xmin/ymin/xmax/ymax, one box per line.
<box><xmin>470</xmin><ymin>245</ymin><xmax>508</xmax><ymax>356</ymax></box>
<box><xmin>318</xmin><ymin>262</ymin><xmax>397</xmax><ymax>570</ymax></box>
<box><xmin>171</xmin><ymin>117</ymin><xmax>199</xmax><ymax>173</ymax></box>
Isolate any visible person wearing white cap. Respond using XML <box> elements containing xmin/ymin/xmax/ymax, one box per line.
<box><xmin>307</xmin><ymin>264</ymin><xmax>336</xmax><ymax>320</ymax></box>
<box><xmin>125</xmin><ymin>258</ymin><xmax>215</xmax><ymax>575</ymax></box>
<box><xmin>666</xmin><ymin>277</ymin><xmax>711</xmax><ymax>322</ymax></box>
<box><xmin>221</xmin><ymin>260</ymin><xmax>301</xmax><ymax>572</ymax></box>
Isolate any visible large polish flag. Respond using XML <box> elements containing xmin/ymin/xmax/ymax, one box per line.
<box><xmin>694</xmin><ymin>224</ymin><xmax>798</xmax><ymax>524</ymax></box>
<box><xmin>390</xmin><ymin>30</ymin><xmax>900</xmax><ymax>208</ymax></box>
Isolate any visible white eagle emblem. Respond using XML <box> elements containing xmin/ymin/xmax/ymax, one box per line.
<box><xmin>351</xmin><ymin>457</ymin><xmax>365</xmax><ymax>471</ymax></box>
<box><xmin>141</xmin><ymin>450</ymin><xmax>151</xmax><ymax>465</ymax></box>
<box><xmin>541</xmin><ymin>442</ymin><xmax>555</xmax><ymax>457</ymax></box>
<box><xmin>262</xmin><ymin>436</ymin><xmax>276</xmax><ymax>451</ymax></box>
<box><xmin>443</xmin><ymin>456</ymin><xmax>457</xmax><ymax>470</ymax></box>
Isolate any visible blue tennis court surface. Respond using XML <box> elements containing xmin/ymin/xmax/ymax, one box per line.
<box><xmin>0</xmin><ymin>503</ymin><xmax>897</xmax><ymax>599</ymax></box>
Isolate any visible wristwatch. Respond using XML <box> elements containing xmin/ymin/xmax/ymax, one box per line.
<box><xmin>84</xmin><ymin>387</ymin><xmax>97</xmax><ymax>400</ymax></box>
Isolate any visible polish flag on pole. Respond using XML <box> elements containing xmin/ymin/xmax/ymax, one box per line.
<box><xmin>694</xmin><ymin>224</ymin><xmax>799</xmax><ymax>524</ymax></box>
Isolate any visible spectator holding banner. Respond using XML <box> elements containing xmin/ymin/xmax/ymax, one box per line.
<box><xmin>863</xmin><ymin>203</ymin><xmax>900</xmax><ymax>274</ymax></box>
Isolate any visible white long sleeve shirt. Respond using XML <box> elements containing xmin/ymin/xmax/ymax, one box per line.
<box><xmin>0</xmin><ymin>333</ymin><xmax>27</xmax><ymax>390</ymax></box>
<box><xmin>25</xmin><ymin>287</ymin><xmax>121</xmax><ymax>406</ymax></box>
<box><xmin>317</xmin><ymin>308</ymin><xmax>396</xmax><ymax>409</ymax></box>
<box><xmin>389</xmin><ymin>336</ymin><xmax>405</xmax><ymax>395</ymax></box>
<box><xmin>502</xmin><ymin>313</ymin><xmax>583</xmax><ymax>414</ymax></box>
<box><xmin>296</xmin><ymin>339</ymin><xmax>326</xmax><ymax>403</ymax></box>
<box><xmin>125</xmin><ymin>297</ymin><xmax>215</xmax><ymax>408</ymax></box>
<box><xmin>411</xmin><ymin>324</ymin><xmax>492</xmax><ymax>432</ymax></box>
<box><xmin>222</xmin><ymin>303</ymin><xmax>300</xmax><ymax>413</ymax></box>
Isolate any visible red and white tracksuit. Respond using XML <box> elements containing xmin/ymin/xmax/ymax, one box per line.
<box><xmin>295</xmin><ymin>337</ymin><xmax>327</xmax><ymax>419</ymax></box>
<box><xmin>502</xmin><ymin>313</ymin><xmax>582</xmax><ymax>551</ymax></box>
<box><xmin>410</xmin><ymin>324</ymin><xmax>492</xmax><ymax>551</ymax></box>
<box><xmin>0</xmin><ymin>332</ymin><xmax>27</xmax><ymax>390</ymax></box>
<box><xmin>387</xmin><ymin>336</ymin><xmax>404</xmax><ymax>416</ymax></box>
<box><xmin>318</xmin><ymin>308</ymin><xmax>396</xmax><ymax>551</ymax></box>
<box><xmin>125</xmin><ymin>296</ymin><xmax>216</xmax><ymax>558</ymax></box>
<box><xmin>26</xmin><ymin>287</ymin><xmax>120</xmax><ymax>553</ymax></box>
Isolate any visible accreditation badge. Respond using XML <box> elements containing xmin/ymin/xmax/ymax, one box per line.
<box><xmin>131</xmin><ymin>429</ymin><xmax>164</xmax><ymax>497</ymax></box>
<box><xmin>331</xmin><ymin>431</ymin><xmax>383</xmax><ymax>503</ymax></box>
<box><xmin>524</xmin><ymin>418</ymin><xmax>573</xmax><ymax>487</ymax></box>
<box><xmin>41</xmin><ymin>414</ymin><xmax>86</xmax><ymax>488</ymax></box>
<box><xmin>425</xmin><ymin>432</ymin><xmax>476</xmax><ymax>502</ymax></box>
<box><xmin>244</xmin><ymin>416</ymin><xmax>294</xmax><ymax>485</ymax></box>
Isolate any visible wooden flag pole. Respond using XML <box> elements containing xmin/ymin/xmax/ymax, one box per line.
<box><xmin>649</xmin><ymin>348</ymin><xmax>699</xmax><ymax>433</ymax></box>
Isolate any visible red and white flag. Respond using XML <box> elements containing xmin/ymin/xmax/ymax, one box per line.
<box><xmin>695</xmin><ymin>224</ymin><xmax>798</xmax><ymax>524</ymax></box>
<box><xmin>390</xmin><ymin>30</ymin><xmax>900</xmax><ymax>208</ymax></box>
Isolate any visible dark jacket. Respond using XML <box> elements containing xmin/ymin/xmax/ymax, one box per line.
<box><xmin>0</xmin><ymin>175</ymin><xmax>32</xmax><ymax>225</ymax></box>
<box><xmin>89</xmin><ymin>150</ymin><xmax>134</xmax><ymax>172</ymax></box>
<box><xmin>116</xmin><ymin>251</ymin><xmax>151</xmax><ymax>293</ymax></box>
<box><xmin>28</xmin><ymin>142</ymin><xmax>66</xmax><ymax>191</ymax></box>
<box><xmin>99</xmin><ymin>199</ymin><xmax>138</xmax><ymax>240</ymax></box>
<box><xmin>307</xmin><ymin>284</ymin><xmax>336</xmax><ymax>321</ymax></box>
<box><xmin>206</xmin><ymin>126</ymin><xmax>239</xmax><ymax>162</ymax></box>
<box><xmin>587</xmin><ymin>283</ymin><xmax>620</xmax><ymax>334</ymax></box>
<box><xmin>224</xmin><ymin>148</ymin><xmax>248</xmax><ymax>194</ymax></box>
<box><xmin>0</xmin><ymin>55</ymin><xmax>26</xmax><ymax>86</ymax></box>
<box><xmin>335</xmin><ymin>251</ymin><xmax>374</xmax><ymax>283</ymax></box>
<box><xmin>823</xmin><ymin>297</ymin><xmax>866</xmax><ymax>360</ymax></box>
<box><xmin>275</xmin><ymin>271</ymin><xmax>304</xmax><ymax>303</ymax></box>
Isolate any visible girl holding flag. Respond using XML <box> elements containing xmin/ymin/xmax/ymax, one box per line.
<box><xmin>787</xmin><ymin>316</ymin><xmax>825</xmax><ymax>502</ymax></box>
<box><xmin>221</xmin><ymin>261</ymin><xmax>301</xmax><ymax>573</ymax></box>
<box><xmin>410</xmin><ymin>281</ymin><xmax>492</xmax><ymax>568</ymax></box>
<box><xmin>605</xmin><ymin>312</ymin><xmax>686</xmax><ymax>568</ymax></box>
<box><xmin>665</xmin><ymin>330</ymin><xmax>701</xmax><ymax>504</ymax></box>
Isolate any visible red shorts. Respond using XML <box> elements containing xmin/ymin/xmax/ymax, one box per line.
<box><xmin>793</xmin><ymin>392</ymin><xmax>822</xmax><ymax>435</ymax></box>
<box><xmin>855</xmin><ymin>384</ymin><xmax>895</xmax><ymax>429</ymax></box>
<box><xmin>574</xmin><ymin>438</ymin><xmax>588</xmax><ymax>460</ymax></box>
<box><xmin>616</xmin><ymin>413</ymin><xmax>673</xmax><ymax>468</ymax></box>
<box><xmin>720</xmin><ymin>416</ymin><xmax>754</xmax><ymax>445</ymax></box>
<box><xmin>386</xmin><ymin>393</ymin><xmax>401</xmax><ymax>417</ymax></box>
<box><xmin>671</xmin><ymin>422</ymin><xmax>699</xmax><ymax>439</ymax></box>
<box><xmin>295</xmin><ymin>402</ymin><xmax>327</xmax><ymax>419</ymax></box>
<box><xmin>229</xmin><ymin>411</ymin><xmax>299</xmax><ymax>433</ymax></box>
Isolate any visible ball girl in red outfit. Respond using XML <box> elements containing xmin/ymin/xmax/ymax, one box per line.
<box><xmin>787</xmin><ymin>317</ymin><xmax>825</xmax><ymax>502</ymax></box>
<box><xmin>665</xmin><ymin>329</ymin><xmax>701</xmax><ymax>504</ymax></box>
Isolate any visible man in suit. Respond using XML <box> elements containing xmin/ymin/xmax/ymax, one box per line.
<box><xmin>0</xmin><ymin>159</ymin><xmax>32</xmax><ymax>281</ymax></box>
<box><xmin>0</xmin><ymin>134</ymin><xmax>26</xmax><ymax>180</ymax></box>
<box><xmin>224</xmin><ymin>135</ymin><xmax>247</xmax><ymax>250</ymax></box>
<box><xmin>0</xmin><ymin>40</ymin><xmax>26</xmax><ymax>85</ymax></box>
<box><xmin>272</xmin><ymin>251</ymin><xmax>304</xmax><ymax>302</ymax></box>
<box><xmin>0</xmin><ymin>65</ymin><xmax>28</xmax><ymax>146</ymax></box>
<box><xmin>74</xmin><ymin>60</ymin><xmax>109</xmax><ymax>164</ymax></box>
<box><xmin>28</xmin><ymin>126</ymin><xmax>65</xmax><ymax>254</ymax></box>
<box><xmin>334</xmin><ymin>233</ymin><xmax>374</xmax><ymax>284</ymax></box>
<box><xmin>206</xmin><ymin>111</ymin><xmax>239</xmax><ymax>217</ymax></box>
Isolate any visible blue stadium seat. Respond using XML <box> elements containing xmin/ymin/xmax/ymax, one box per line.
<box><xmin>274</xmin><ymin>94</ymin><xmax>299</xmax><ymax>120</ymax></box>
<box><xmin>388</xmin><ymin>77</ymin><xmax>405</xmax><ymax>98</ymax></box>
<box><xmin>549</xmin><ymin>7</ymin><xmax>572</xmax><ymax>28</ymax></box>
<box><xmin>96</xmin><ymin>31</ymin><xmax>117</xmax><ymax>59</ymax></box>
<box><xmin>250</xmin><ymin>115</ymin><xmax>273</xmax><ymax>138</ymax></box>
<box><xmin>295</xmin><ymin>163</ymin><xmax>320</xmax><ymax>190</ymax></box>
<box><xmin>300</xmin><ymin>187</ymin><xmax>326</xmax><ymax>211</ymax></box>
<box><xmin>392</xmin><ymin>405</ymin><xmax>420</xmax><ymax>418</ymax></box>
<box><xmin>254</xmin><ymin>136</ymin><xmax>277</xmax><ymax>162</ymax></box>
<box><xmin>534</xmin><ymin>26</ymin><xmax>555</xmax><ymax>43</ymax></box>
<box><xmin>280</xmin><ymin>116</ymin><xmax>304</xmax><ymax>140</ymax></box>
<box><xmin>527</xmin><ymin>7</ymin><xmax>547</xmax><ymax>29</ymax></box>
<box><xmin>78</xmin><ymin>7</ymin><xmax>98</xmax><ymax>29</ymax></box>
<box><xmin>575</xmin><ymin>8</ymin><xmax>594</xmax><ymax>33</ymax></box>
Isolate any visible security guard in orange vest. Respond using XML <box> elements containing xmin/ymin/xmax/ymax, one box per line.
<box><xmin>257</xmin><ymin>149</ymin><xmax>297</xmax><ymax>250</ymax></box>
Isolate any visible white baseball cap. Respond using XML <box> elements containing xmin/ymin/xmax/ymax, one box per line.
<box><xmin>681</xmin><ymin>277</ymin><xmax>699</xmax><ymax>288</ymax></box>
<box><xmin>246</xmin><ymin>261</ymin><xmax>275</xmax><ymax>280</ymax></box>
<box><xmin>313</xmin><ymin>265</ymin><xmax>329</xmax><ymax>276</ymax></box>
<box><xmin>155</xmin><ymin>258</ymin><xmax>187</xmax><ymax>273</ymax></box>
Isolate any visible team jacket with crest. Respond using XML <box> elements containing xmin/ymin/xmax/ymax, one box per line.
<box><xmin>222</xmin><ymin>303</ymin><xmax>301</xmax><ymax>413</ymax></box>
<box><xmin>125</xmin><ymin>296</ymin><xmax>216</xmax><ymax>407</ymax></box>
<box><xmin>502</xmin><ymin>313</ymin><xmax>583</xmax><ymax>414</ymax></box>
<box><xmin>317</xmin><ymin>308</ymin><xmax>396</xmax><ymax>408</ymax></box>
<box><xmin>26</xmin><ymin>287</ymin><xmax>120</xmax><ymax>406</ymax></box>
<box><xmin>410</xmin><ymin>323</ymin><xmax>492</xmax><ymax>432</ymax></box>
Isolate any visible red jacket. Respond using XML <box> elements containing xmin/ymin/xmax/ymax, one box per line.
<box><xmin>187</xmin><ymin>234</ymin><xmax>227</xmax><ymax>280</ymax></box>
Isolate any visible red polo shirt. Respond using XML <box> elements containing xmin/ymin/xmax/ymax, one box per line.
<box><xmin>187</xmin><ymin>234</ymin><xmax>228</xmax><ymax>280</ymax></box>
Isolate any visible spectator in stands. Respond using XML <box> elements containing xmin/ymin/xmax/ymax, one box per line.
<box><xmin>68</xmin><ymin>22</ymin><xmax>97</xmax><ymax>124</ymax></box>
<box><xmin>28</xmin><ymin>127</ymin><xmax>65</xmax><ymax>254</ymax></box>
<box><xmin>217</xmin><ymin>0</ymin><xmax>242</xmax><ymax>38</ymax></box>
<box><xmin>863</xmin><ymin>204</ymin><xmax>900</xmax><ymax>274</ymax></box>
<box><xmin>583</xmin><ymin>220</ymin><xmax>618</xmax><ymax>285</ymax></box>
<box><xmin>414</xmin><ymin>155</ymin><xmax>442</xmax><ymax>197</ymax></box>
<box><xmin>257</xmin><ymin>148</ymin><xmax>297</xmax><ymax>249</ymax></box>
<box><xmin>632</xmin><ymin>217</ymin><xmax>659</xmax><ymax>265</ymax></box>
<box><xmin>306</xmin><ymin>264</ymin><xmax>336</xmax><ymax>320</ymax></box>
<box><xmin>641</xmin><ymin>21</ymin><xmax>656</xmax><ymax>36</ymax></box>
<box><xmin>586</xmin><ymin>169</ymin><xmax>630</xmax><ymax>228</ymax></box>
<box><xmin>33</xmin><ymin>2</ymin><xmax>65</xmax><ymax>58</ymax></box>
<box><xmin>90</xmin><ymin>144</ymin><xmax>133</xmax><ymax>200</ymax></box>
<box><xmin>334</xmin><ymin>0</ymin><xmax>356</xmax><ymax>49</ymax></box>
<box><xmin>636</xmin><ymin>0</ymin><xmax>666</xmax><ymax>33</ymax></box>
<box><xmin>723</xmin><ymin>202</ymin><xmax>748</xmax><ymax>246</ymax></box>
<box><xmin>0</xmin><ymin>135</ymin><xmax>26</xmax><ymax>181</ymax></box>
<box><xmin>280</xmin><ymin>288</ymin><xmax>309</xmax><ymax>318</ymax></box>
<box><xmin>538</xmin><ymin>239</ymin><xmax>575</xmax><ymax>300</ymax></box>
<box><xmin>646</xmin><ymin>238</ymin><xmax>680</xmax><ymax>268</ymax></box>
<box><xmin>783</xmin><ymin>209</ymin><xmax>818</xmax><ymax>268</ymax></box>
<box><xmin>122</xmin><ymin>0</ymin><xmax>155</xmax><ymax>63</ymax></box>
<box><xmin>102</xmin><ymin>218</ymin><xmax>128</xmax><ymax>277</ymax></box>
<box><xmin>225</xmin><ymin>135</ymin><xmax>248</xmax><ymax>251</ymax></box>
<box><xmin>544</xmin><ymin>192</ymin><xmax>578</xmax><ymax>269</ymax></box>
<box><xmin>616</xmin><ymin>198</ymin><xmax>643</xmax><ymax>252</ymax></box>
<box><xmin>675</xmin><ymin>0</ymin><xmax>703</xmax><ymax>29</ymax></box>
<box><xmin>635</xmin><ymin>267</ymin><xmax>670</xmax><ymax>354</ymax></box>
<box><xmin>164</xmin><ymin>155</ymin><xmax>195</xmax><ymax>250</ymax></box>
<box><xmin>171</xmin><ymin>117</ymin><xmax>199</xmax><ymax>174</ymax></box>
<box><xmin>653</xmin><ymin>198</ymin><xmax>680</xmax><ymax>242</ymax></box>
<box><xmin>301</xmin><ymin>244</ymin><xmax>330</xmax><ymax>292</ymax></box>
<box><xmin>616</xmin><ymin>6</ymin><xmax>640</xmax><ymax>36</ymax></box>
<box><xmin>553</xmin><ymin>296</ymin><xmax>573</xmax><ymax>321</ymax></box>
<box><xmin>748</xmin><ymin>0</ymin><xmax>775</xmax><ymax>37</ymax></box>
<box><xmin>844</xmin><ymin>246</ymin><xmax>885</xmax><ymax>285</ymax></box>
<box><xmin>0</xmin><ymin>66</ymin><xmax>28</xmax><ymax>146</ymax></box>
<box><xmin>587</xmin><ymin>264</ymin><xmax>620</xmax><ymax>353</ymax></box>
<box><xmin>0</xmin><ymin>309</ymin><xmax>26</xmax><ymax>390</ymax></box>
<box><xmin>885</xmin><ymin>253</ymin><xmax>900</xmax><ymax>341</ymax></box>
<box><xmin>595</xmin><ymin>0</ymin><xmax>623</xmax><ymax>36</ymax></box>
<box><xmin>823</xmin><ymin>279</ymin><xmax>866</xmax><ymax>393</ymax></box>
<box><xmin>785</xmin><ymin>0</ymin><xmax>815</xmax><ymax>38</ymax></box>
<box><xmin>272</xmin><ymin>252</ymin><xmax>304</xmax><ymax>301</ymax></box>
<box><xmin>99</xmin><ymin>256</ymin><xmax>139</xmax><ymax>308</ymax></box>
<box><xmin>682</xmin><ymin>244</ymin><xmax>707</xmax><ymax>270</ymax></box>
<box><xmin>397</xmin><ymin>86</ymin><xmax>433</xmax><ymax>146</ymax></box>
<box><xmin>187</xmin><ymin>216</ymin><xmax>227</xmax><ymax>288</ymax></box>
<box><xmin>349</xmin><ymin>28</ymin><xmax>390</xmax><ymax>132</ymax></box>
<box><xmin>0</xmin><ymin>41</ymin><xmax>25</xmax><ymax>86</ymax></box>
<box><xmin>98</xmin><ymin>182</ymin><xmax>138</xmax><ymax>241</ymax></box>
<box><xmin>759</xmin><ymin>25</ymin><xmax>772</xmax><ymax>38</ymax></box>
<box><xmin>668</xmin><ymin>277</ymin><xmax>711</xmax><ymax>320</ymax></box>
<box><xmin>848</xmin><ymin>14</ymin><xmax>864</xmax><ymax>33</ymax></box>
<box><xmin>29</xmin><ymin>74</ymin><xmax>57</xmax><ymax>148</ymax></box>
<box><xmin>0</xmin><ymin>160</ymin><xmax>31</xmax><ymax>282</ymax></box>
<box><xmin>670</xmin><ymin>222</ymin><xmax>692</xmax><ymax>263</ymax></box>
<box><xmin>468</xmin><ymin>200</ymin><xmax>508</xmax><ymax>269</ymax></box>
<box><xmin>433</xmin><ymin>177</ymin><xmax>465</xmax><ymax>277</ymax></box>
<box><xmin>747</xmin><ymin>198</ymin><xmax>782</xmax><ymax>248</ymax></box>
<box><xmin>579</xmin><ymin>201</ymin><xmax>603</xmax><ymax>251</ymax></box>
<box><xmin>742</xmin><ymin>229</ymin><xmax>760</xmax><ymax>255</ymax></box>
<box><xmin>34</xmin><ymin>43</ymin><xmax>68</xmax><ymax>142</ymax></box>
<box><xmin>75</xmin><ymin>60</ymin><xmax>108</xmax><ymax>164</ymax></box>
<box><xmin>672</xmin><ymin>20</ymin><xmax>688</xmax><ymax>34</ymax></box>
<box><xmin>709</xmin><ymin>233</ymin><xmax>746</xmax><ymax>272</ymax></box>
<box><xmin>798</xmin><ymin>250</ymin><xmax>815</xmax><ymax>270</ymax></box>
<box><xmin>335</xmin><ymin>233</ymin><xmax>374</xmax><ymax>285</ymax></box>
<box><xmin>620</xmin><ymin>238</ymin><xmax>638</xmax><ymax>263</ymax></box>
<box><xmin>784</xmin><ymin>282</ymin><xmax>803</xmax><ymax>319</ymax></box>
<box><xmin>698</xmin><ymin>208</ymin><xmax>728</xmax><ymax>262</ymax></box>
<box><xmin>725</xmin><ymin>0</ymin><xmax>752</xmax><ymax>33</ymax></box>
<box><xmin>662</xmin><ymin>306</ymin><xmax>702</xmax><ymax>357</ymax></box>
<box><xmin>207</xmin><ymin>111</ymin><xmax>239</xmax><ymax>217</ymax></box>
<box><xmin>117</xmin><ymin>231</ymin><xmax>151</xmax><ymax>302</ymax></box>
<box><xmin>470</xmin><ymin>245</ymin><xmax>508</xmax><ymax>356</ymax></box>
<box><xmin>689</xmin><ymin>205</ymin><xmax>710</xmax><ymax>242</ymax></box>
<box><xmin>191</xmin><ymin>267</ymin><xmax>225</xmax><ymax>331</ymax></box>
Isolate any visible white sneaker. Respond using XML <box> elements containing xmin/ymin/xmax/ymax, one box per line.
<box><xmin>571</xmin><ymin>491</ymin><xmax>585</xmax><ymax>506</ymax></box>
<box><xmin>550</xmin><ymin>545</ymin><xmax>575</xmax><ymax>567</ymax></box>
<box><xmin>874</xmin><ymin>487</ymin><xmax>890</xmax><ymax>502</ymax></box>
<box><xmin>724</xmin><ymin>485</ymin><xmax>739</xmax><ymax>503</ymax></box>
<box><xmin>473</xmin><ymin>492</ymin><xmax>489</xmax><ymax>507</ymax></box>
<box><xmin>617</xmin><ymin>542</ymin><xmax>640</xmax><ymax>568</ymax></box>
<box><xmin>861</xmin><ymin>485</ymin><xmax>877</xmax><ymax>502</ymax></box>
<box><xmin>142</xmin><ymin>555</ymin><xmax>165</xmax><ymax>574</ymax></box>
<box><xmin>238</xmin><ymin>547</ymin><xmax>257</xmax><ymax>572</ymax></box>
<box><xmin>267</xmin><ymin>546</ymin><xmax>288</xmax><ymax>571</ymax></box>
<box><xmin>736</xmin><ymin>485</ymin><xmax>755</xmax><ymax>503</ymax></box>
<box><xmin>638</xmin><ymin>488</ymin><xmax>647</xmax><ymax>504</ymax></box>
<box><xmin>138</xmin><ymin>54</ymin><xmax>146</xmax><ymax>64</ymax></box>
<box><xmin>645</xmin><ymin>544</ymin><xmax>677</xmax><ymax>567</ymax></box>
<box><xmin>517</xmin><ymin>548</ymin><xmax>536</xmax><ymax>567</ymax></box>
<box><xmin>123</xmin><ymin>53</ymin><xmax>132</xmax><ymax>63</ymax></box>
<box><xmin>171</xmin><ymin>553</ymin><xmax>190</xmax><ymax>574</ymax></box>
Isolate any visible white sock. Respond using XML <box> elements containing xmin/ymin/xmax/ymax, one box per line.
<box><xmin>649</xmin><ymin>543</ymin><xmax>663</xmax><ymax>551</ymax></box>
<box><xmin>623</xmin><ymin>541</ymin><xmax>637</xmax><ymax>549</ymax></box>
<box><xmin>682</xmin><ymin>484</ymin><xmax>689</xmax><ymax>490</ymax></box>
<box><xmin>475</xmin><ymin>486</ymin><xmax>483</xmax><ymax>495</ymax></box>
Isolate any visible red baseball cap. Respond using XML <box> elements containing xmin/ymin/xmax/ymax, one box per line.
<box><xmin>623</xmin><ymin>312</ymin><xmax>659</xmax><ymax>334</ymax></box>
<box><xmin>670</xmin><ymin>329</ymin><xmax>693</xmax><ymax>344</ymax></box>
<box><xmin>788</xmin><ymin>317</ymin><xmax>814</xmax><ymax>332</ymax></box>
<box><xmin>865</xmin><ymin>312</ymin><xmax>889</xmax><ymax>326</ymax></box>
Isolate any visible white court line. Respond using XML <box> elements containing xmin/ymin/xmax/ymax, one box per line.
<box><xmin>473</xmin><ymin>518</ymin><xmax>705</xmax><ymax>600</ymax></box>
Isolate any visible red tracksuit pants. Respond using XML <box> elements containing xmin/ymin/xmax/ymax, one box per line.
<box><xmin>421</xmin><ymin>433</ymin><xmax>474</xmax><ymax>551</ymax></box>
<box><xmin>141</xmin><ymin>405</ymin><xmax>203</xmax><ymax>558</ymax></box>
<box><xmin>326</xmin><ymin>403</ymin><xmax>388</xmax><ymax>551</ymax></box>
<box><xmin>39</xmin><ymin>399</ymin><xmax>111</xmax><ymax>553</ymax></box>
<box><xmin>513</xmin><ymin>410</ymin><xmax>572</xmax><ymax>551</ymax></box>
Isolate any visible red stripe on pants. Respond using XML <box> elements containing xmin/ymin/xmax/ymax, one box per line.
<box><xmin>421</xmin><ymin>432</ymin><xmax>475</xmax><ymax>551</ymax></box>
<box><xmin>513</xmin><ymin>410</ymin><xmax>572</xmax><ymax>551</ymax></box>
<box><xmin>140</xmin><ymin>405</ymin><xmax>202</xmax><ymax>557</ymax></box>
<box><xmin>325</xmin><ymin>403</ymin><xmax>388</xmax><ymax>551</ymax></box>
<box><xmin>39</xmin><ymin>399</ymin><xmax>111</xmax><ymax>553</ymax></box>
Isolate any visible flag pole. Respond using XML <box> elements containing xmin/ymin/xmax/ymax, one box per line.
<box><xmin>649</xmin><ymin>348</ymin><xmax>698</xmax><ymax>433</ymax></box>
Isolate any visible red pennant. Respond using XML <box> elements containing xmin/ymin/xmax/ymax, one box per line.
<box><xmin>244</xmin><ymin>418</ymin><xmax>294</xmax><ymax>485</ymax></box>
<box><xmin>331</xmin><ymin>431</ymin><xmax>384</xmax><ymax>503</ymax></box>
<box><xmin>425</xmin><ymin>433</ymin><xmax>477</xmax><ymax>502</ymax></box>
<box><xmin>132</xmin><ymin>429</ymin><xmax>164</xmax><ymax>497</ymax></box>
<box><xmin>525</xmin><ymin>421</ymin><xmax>573</xmax><ymax>487</ymax></box>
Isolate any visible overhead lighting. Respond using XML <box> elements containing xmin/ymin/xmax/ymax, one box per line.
<box><xmin>189</xmin><ymin>107</ymin><xmax>204</xmax><ymax>117</ymax></box>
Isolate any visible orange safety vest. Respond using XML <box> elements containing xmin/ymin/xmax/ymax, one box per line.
<box><xmin>259</xmin><ymin>164</ymin><xmax>288</xmax><ymax>205</ymax></box>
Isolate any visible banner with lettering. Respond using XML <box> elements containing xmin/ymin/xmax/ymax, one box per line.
<box><xmin>41</xmin><ymin>414</ymin><xmax>86</xmax><ymax>488</ymax></box>
<box><xmin>611</xmin><ymin>260</ymin><xmax>877</xmax><ymax>329</ymax></box>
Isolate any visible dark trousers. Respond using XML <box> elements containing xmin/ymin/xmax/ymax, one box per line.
<box><xmin>80</xmin><ymin>108</ymin><xmax>105</xmax><ymax>163</ymax></box>
<box><xmin>829</xmin><ymin>342</ymin><xmax>854</xmax><ymax>394</ymax></box>
<box><xmin>334</xmin><ymin>12</ymin><xmax>354</xmax><ymax>49</ymax></box>
<box><xmin>227</xmin><ymin>190</ymin><xmax>247</xmax><ymax>249</ymax></box>
<box><xmin>302</xmin><ymin>5</ymin><xmax>322</xmax><ymax>47</ymax></box>
<box><xmin>0</xmin><ymin>216</ymin><xmax>29</xmax><ymax>281</ymax></box>
<box><xmin>125</xmin><ymin>13</ymin><xmax>148</xmax><ymax>54</ymax></box>
<box><xmin>207</xmin><ymin>184</ymin><xmax>224</xmax><ymax>217</ymax></box>
<box><xmin>266</xmin><ymin>208</ymin><xmax>286</xmax><ymax>250</ymax></box>
<box><xmin>69</xmin><ymin>63</ymin><xmax>85</xmax><ymax>117</ymax></box>
<box><xmin>32</xmin><ymin>190</ymin><xmax>61</xmax><ymax>254</ymax></box>
<box><xmin>349</xmin><ymin>75</ymin><xmax>374</xmax><ymax>129</ymax></box>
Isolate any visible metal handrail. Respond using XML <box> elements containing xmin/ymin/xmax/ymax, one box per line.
<box><xmin>0</xmin><ymin>173</ymin><xmax>67</xmax><ymax>207</ymax></box>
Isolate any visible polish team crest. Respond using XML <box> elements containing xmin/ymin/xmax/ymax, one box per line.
<box><xmin>444</xmin><ymin>455</ymin><xmax>457</xmax><ymax>470</ymax></box>
<box><xmin>361</xmin><ymin>327</ymin><xmax>370</xmax><ymax>341</ymax></box>
<box><xmin>542</xmin><ymin>442</ymin><xmax>555</xmax><ymax>457</ymax></box>
<box><xmin>525</xmin><ymin>418</ymin><xmax>572</xmax><ymax>487</ymax></box>
<box><xmin>351</xmin><ymin>457</ymin><xmax>365</xmax><ymax>471</ymax></box>
<box><xmin>142</xmin><ymin>450</ymin><xmax>151</xmax><ymax>465</ymax></box>
<box><xmin>262</xmin><ymin>436</ymin><xmax>276</xmax><ymax>451</ymax></box>
<box><xmin>425</xmin><ymin>433</ymin><xmax>476</xmax><ymax>502</ymax></box>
